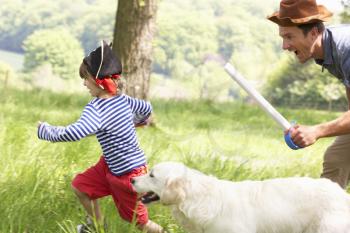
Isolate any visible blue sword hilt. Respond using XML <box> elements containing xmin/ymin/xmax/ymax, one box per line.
<box><xmin>284</xmin><ymin>121</ymin><xmax>301</xmax><ymax>150</ymax></box>
<box><xmin>284</xmin><ymin>132</ymin><xmax>300</xmax><ymax>150</ymax></box>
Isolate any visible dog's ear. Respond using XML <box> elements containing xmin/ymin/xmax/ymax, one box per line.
<box><xmin>160</xmin><ymin>177</ymin><xmax>186</xmax><ymax>205</ymax></box>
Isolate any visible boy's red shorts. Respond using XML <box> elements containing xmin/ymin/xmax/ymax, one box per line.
<box><xmin>72</xmin><ymin>156</ymin><xmax>149</xmax><ymax>226</ymax></box>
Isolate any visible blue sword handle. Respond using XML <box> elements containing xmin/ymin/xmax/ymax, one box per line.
<box><xmin>284</xmin><ymin>132</ymin><xmax>300</xmax><ymax>150</ymax></box>
<box><xmin>284</xmin><ymin>120</ymin><xmax>301</xmax><ymax>150</ymax></box>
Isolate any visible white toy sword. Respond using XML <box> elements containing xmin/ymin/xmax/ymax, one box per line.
<box><xmin>224</xmin><ymin>63</ymin><xmax>300</xmax><ymax>150</ymax></box>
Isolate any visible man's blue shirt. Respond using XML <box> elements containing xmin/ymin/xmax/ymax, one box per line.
<box><xmin>315</xmin><ymin>25</ymin><xmax>350</xmax><ymax>87</ymax></box>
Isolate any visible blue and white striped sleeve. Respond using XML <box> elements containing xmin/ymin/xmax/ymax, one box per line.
<box><xmin>37</xmin><ymin>104</ymin><xmax>101</xmax><ymax>142</ymax></box>
<box><xmin>124</xmin><ymin>95</ymin><xmax>152</xmax><ymax>124</ymax></box>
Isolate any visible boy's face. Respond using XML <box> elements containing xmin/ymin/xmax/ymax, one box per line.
<box><xmin>84</xmin><ymin>76</ymin><xmax>103</xmax><ymax>97</ymax></box>
<box><xmin>279</xmin><ymin>26</ymin><xmax>318</xmax><ymax>63</ymax></box>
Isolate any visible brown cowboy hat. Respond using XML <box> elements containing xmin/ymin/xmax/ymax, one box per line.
<box><xmin>267</xmin><ymin>0</ymin><xmax>333</xmax><ymax>26</ymax></box>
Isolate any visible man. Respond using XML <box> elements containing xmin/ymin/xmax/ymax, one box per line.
<box><xmin>267</xmin><ymin>0</ymin><xmax>350</xmax><ymax>188</ymax></box>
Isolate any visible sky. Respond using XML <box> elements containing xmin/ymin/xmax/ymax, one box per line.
<box><xmin>316</xmin><ymin>0</ymin><xmax>344</xmax><ymax>13</ymax></box>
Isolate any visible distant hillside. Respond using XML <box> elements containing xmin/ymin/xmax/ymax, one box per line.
<box><xmin>0</xmin><ymin>50</ymin><xmax>24</xmax><ymax>71</ymax></box>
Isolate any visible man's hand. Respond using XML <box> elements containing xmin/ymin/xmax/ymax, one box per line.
<box><xmin>286</xmin><ymin>124</ymin><xmax>321</xmax><ymax>148</ymax></box>
<box><xmin>38</xmin><ymin>121</ymin><xmax>42</xmax><ymax>128</ymax></box>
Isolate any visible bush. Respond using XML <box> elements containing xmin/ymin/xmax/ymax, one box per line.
<box><xmin>23</xmin><ymin>28</ymin><xmax>84</xmax><ymax>80</ymax></box>
<box><xmin>264</xmin><ymin>55</ymin><xmax>347</xmax><ymax>110</ymax></box>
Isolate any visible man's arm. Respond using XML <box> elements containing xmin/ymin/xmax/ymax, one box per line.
<box><xmin>315</xmin><ymin>86</ymin><xmax>350</xmax><ymax>137</ymax></box>
<box><xmin>290</xmin><ymin>86</ymin><xmax>350</xmax><ymax>147</ymax></box>
<box><xmin>347</xmin><ymin>86</ymin><xmax>350</xmax><ymax>110</ymax></box>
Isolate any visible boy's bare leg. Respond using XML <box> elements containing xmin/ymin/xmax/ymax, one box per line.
<box><xmin>72</xmin><ymin>186</ymin><xmax>103</xmax><ymax>223</ymax></box>
<box><xmin>72</xmin><ymin>186</ymin><xmax>164</xmax><ymax>232</ymax></box>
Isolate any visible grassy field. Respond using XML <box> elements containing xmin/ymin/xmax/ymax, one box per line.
<box><xmin>0</xmin><ymin>88</ymin><xmax>343</xmax><ymax>233</ymax></box>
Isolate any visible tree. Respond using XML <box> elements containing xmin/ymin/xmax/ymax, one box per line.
<box><xmin>112</xmin><ymin>0</ymin><xmax>158</xmax><ymax>99</ymax></box>
<box><xmin>23</xmin><ymin>28</ymin><xmax>84</xmax><ymax>80</ymax></box>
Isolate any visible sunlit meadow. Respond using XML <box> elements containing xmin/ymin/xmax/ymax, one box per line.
<box><xmin>0</xmin><ymin>88</ymin><xmax>341</xmax><ymax>233</ymax></box>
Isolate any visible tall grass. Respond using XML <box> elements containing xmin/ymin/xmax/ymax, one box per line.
<box><xmin>0</xmin><ymin>88</ymin><xmax>342</xmax><ymax>232</ymax></box>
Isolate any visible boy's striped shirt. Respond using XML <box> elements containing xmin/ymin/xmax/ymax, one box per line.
<box><xmin>38</xmin><ymin>94</ymin><xmax>152</xmax><ymax>176</ymax></box>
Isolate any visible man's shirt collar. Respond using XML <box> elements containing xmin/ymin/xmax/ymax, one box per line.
<box><xmin>315</xmin><ymin>28</ymin><xmax>333</xmax><ymax>67</ymax></box>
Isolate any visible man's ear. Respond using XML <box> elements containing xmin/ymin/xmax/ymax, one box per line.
<box><xmin>160</xmin><ymin>178</ymin><xmax>186</xmax><ymax>205</ymax></box>
<box><xmin>310</xmin><ymin>26</ymin><xmax>320</xmax><ymax>38</ymax></box>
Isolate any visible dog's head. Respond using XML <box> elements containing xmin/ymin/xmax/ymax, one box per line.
<box><xmin>132</xmin><ymin>162</ymin><xmax>189</xmax><ymax>205</ymax></box>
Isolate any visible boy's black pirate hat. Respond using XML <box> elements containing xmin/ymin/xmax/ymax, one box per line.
<box><xmin>83</xmin><ymin>40</ymin><xmax>122</xmax><ymax>79</ymax></box>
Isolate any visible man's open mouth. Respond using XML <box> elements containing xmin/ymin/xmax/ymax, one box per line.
<box><xmin>139</xmin><ymin>192</ymin><xmax>160</xmax><ymax>204</ymax></box>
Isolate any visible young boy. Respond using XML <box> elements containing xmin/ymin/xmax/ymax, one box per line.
<box><xmin>37</xmin><ymin>41</ymin><xmax>165</xmax><ymax>233</ymax></box>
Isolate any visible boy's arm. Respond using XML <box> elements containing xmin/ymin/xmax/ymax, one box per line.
<box><xmin>37</xmin><ymin>104</ymin><xmax>101</xmax><ymax>142</ymax></box>
<box><xmin>125</xmin><ymin>95</ymin><xmax>153</xmax><ymax>125</ymax></box>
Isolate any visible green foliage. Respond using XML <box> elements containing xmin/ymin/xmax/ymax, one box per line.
<box><xmin>0</xmin><ymin>0</ymin><xmax>86</xmax><ymax>52</ymax></box>
<box><xmin>23</xmin><ymin>28</ymin><xmax>84</xmax><ymax>80</ymax></box>
<box><xmin>264</xmin><ymin>55</ymin><xmax>347</xmax><ymax>110</ymax></box>
<box><xmin>152</xmin><ymin>0</ymin><xmax>283</xmax><ymax>101</ymax></box>
<box><xmin>341</xmin><ymin>0</ymin><xmax>350</xmax><ymax>23</ymax></box>
<box><xmin>71</xmin><ymin>2</ymin><xmax>116</xmax><ymax>54</ymax></box>
<box><xmin>0</xmin><ymin>87</ymin><xmax>344</xmax><ymax>232</ymax></box>
<box><xmin>3</xmin><ymin>0</ymin><xmax>346</xmax><ymax>106</ymax></box>
<box><xmin>154</xmin><ymin>3</ymin><xmax>218</xmax><ymax>77</ymax></box>
<box><xmin>153</xmin><ymin>0</ymin><xmax>282</xmax><ymax>83</ymax></box>
<box><xmin>215</xmin><ymin>0</ymin><xmax>282</xmax><ymax>84</ymax></box>
<box><xmin>0</xmin><ymin>0</ymin><xmax>114</xmax><ymax>53</ymax></box>
<box><xmin>186</xmin><ymin>61</ymin><xmax>234</xmax><ymax>100</ymax></box>
<box><xmin>0</xmin><ymin>0</ymin><xmax>283</xmax><ymax>85</ymax></box>
<box><xmin>0</xmin><ymin>0</ymin><xmax>33</xmax><ymax>52</ymax></box>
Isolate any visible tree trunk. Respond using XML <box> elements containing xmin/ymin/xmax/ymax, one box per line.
<box><xmin>113</xmin><ymin>0</ymin><xmax>157</xmax><ymax>99</ymax></box>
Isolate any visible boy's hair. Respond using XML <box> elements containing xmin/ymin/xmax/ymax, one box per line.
<box><xmin>79</xmin><ymin>62</ymin><xmax>91</xmax><ymax>79</ymax></box>
<box><xmin>79</xmin><ymin>62</ymin><xmax>125</xmax><ymax>94</ymax></box>
<box><xmin>297</xmin><ymin>21</ymin><xmax>325</xmax><ymax>36</ymax></box>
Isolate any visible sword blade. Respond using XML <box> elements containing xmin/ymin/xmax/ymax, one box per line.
<box><xmin>224</xmin><ymin>63</ymin><xmax>291</xmax><ymax>130</ymax></box>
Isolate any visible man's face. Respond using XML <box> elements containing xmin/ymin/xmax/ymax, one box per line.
<box><xmin>279</xmin><ymin>26</ymin><xmax>317</xmax><ymax>63</ymax></box>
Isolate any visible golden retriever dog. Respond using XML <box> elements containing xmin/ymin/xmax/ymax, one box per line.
<box><xmin>131</xmin><ymin>162</ymin><xmax>350</xmax><ymax>233</ymax></box>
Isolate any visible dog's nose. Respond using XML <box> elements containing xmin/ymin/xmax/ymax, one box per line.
<box><xmin>131</xmin><ymin>178</ymin><xmax>135</xmax><ymax>184</ymax></box>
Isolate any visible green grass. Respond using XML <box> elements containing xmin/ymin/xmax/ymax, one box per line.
<box><xmin>0</xmin><ymin>88</ymin><xmax>344</xmax><ymax>233</ymax></box>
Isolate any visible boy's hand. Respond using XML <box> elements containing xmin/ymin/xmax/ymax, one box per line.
<box><xmin>135</xmin><ymin>117</ymin><xmax>153</xmax><ymax>128</ymax></box>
